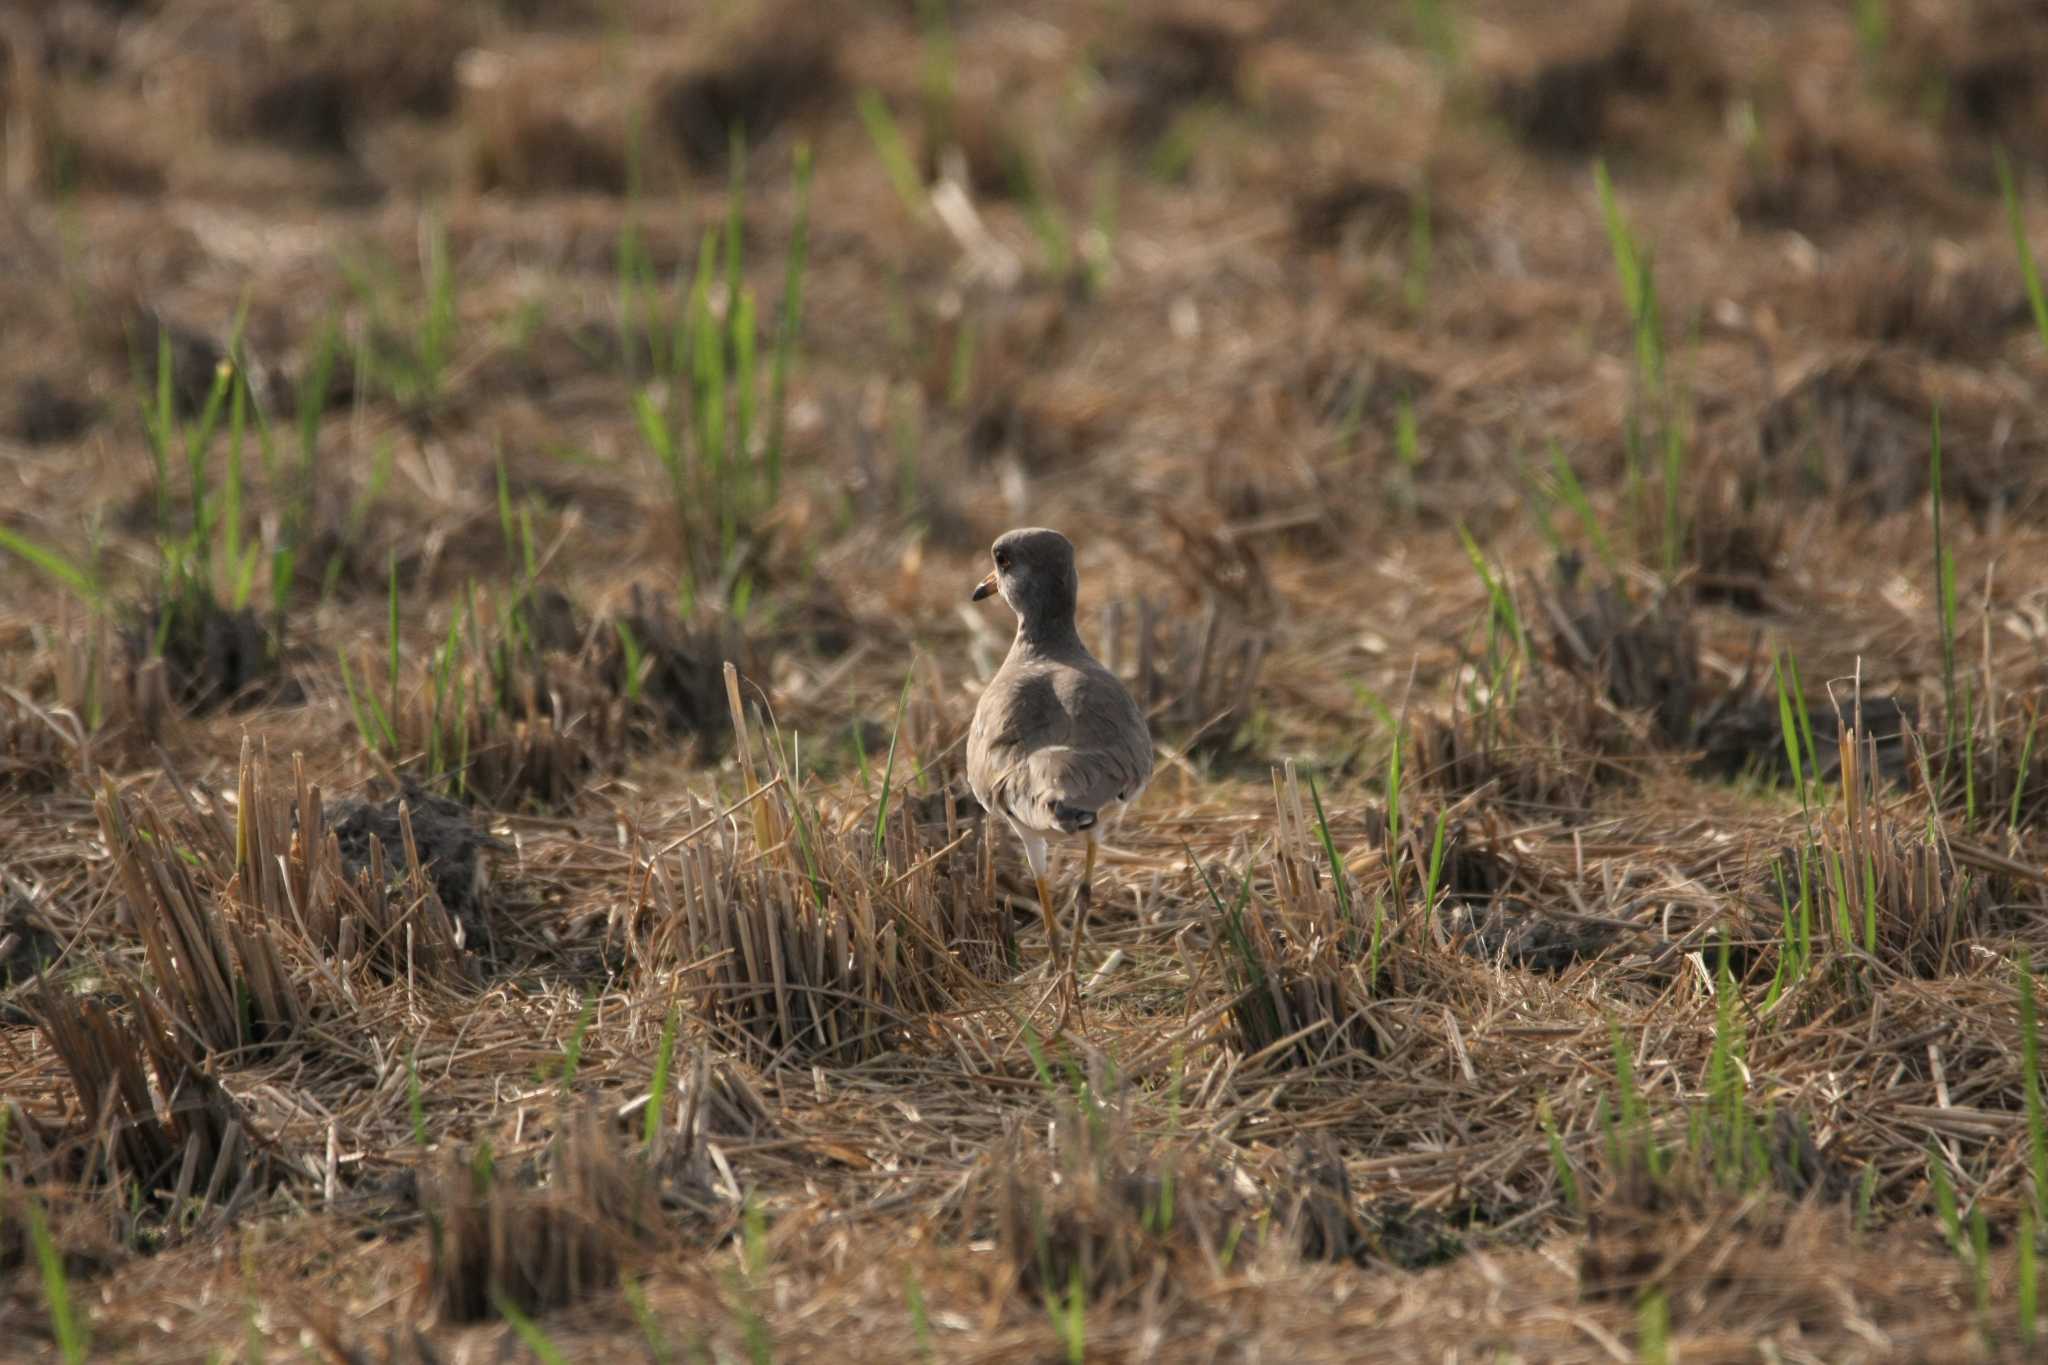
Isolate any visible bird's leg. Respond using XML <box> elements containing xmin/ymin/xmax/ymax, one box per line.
<box><xmin>1034</xmin><ymin>872</ymin><xmax>1062</xmax><ymax>963</ymax></box>
<box><xmin>1066</xmin><ymin>834</ymin><xmax>1097</xmax><ymax>1004</ymax></box>
<box><xmin>1033</xmin><ymin>868</ymin><xmax>1074</xmax><ymax>1036</ymax></box>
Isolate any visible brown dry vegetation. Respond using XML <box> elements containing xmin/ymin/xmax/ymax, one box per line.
<box><xmin>5</xmin><ymin>0</ymin><xmax>2048</xmax><ymax>1360</ymax></box>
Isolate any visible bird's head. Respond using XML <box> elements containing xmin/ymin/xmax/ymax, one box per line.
<box><xmin>972</xmin><ymin>527</ymin><xmax>1078</xmax><ymax>628</ymax></box>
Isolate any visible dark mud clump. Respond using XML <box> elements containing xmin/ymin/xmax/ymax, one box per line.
<box><xmin>9</xmin><ymin>377</ymin><xmax>95</xmax><ymax>445</ymax></box>
<box><xmin>123</xmin><ymin>591</ymin><xmax>291</xmax><ymax>714</ymax></box>
<box><xmin>653</xmin><ymin>18</ymin><xmax>840</xmax><ymax>173</ymax></box>
<box><xmin>331</xmin><ymin>782</ymin><xmax>506</xmax><ymax>947</ymax></box>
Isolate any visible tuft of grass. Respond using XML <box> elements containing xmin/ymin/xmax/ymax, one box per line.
<box><xmin>425</xmin><ymin>1115</ymin><xmax>654</xmax><ymax>1324</ymax></box>
<box><xmin>1593</xmin><ymin>160</ymin><xmax>1693</xmax><ymax>579</ymax></box>
<box><xmin>341</xmin><ymin>212</ymin><xmax>458</xmax><ymax>413</ymax></box>
<box><xmin>632</xmin><ymin>146</ymin><xmax>812</xmax><ymax>600</ymax></box>
<box><xmin>661</xmin><ymin>665</ymin><xmax>1006</xmax><ymax>1064</ymax></box>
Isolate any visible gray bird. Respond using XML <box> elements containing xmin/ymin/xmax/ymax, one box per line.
<box><xmin>967</xmin><ymin>528</ymin><xmax>1151</xmax><ymax>1018</ymax></box>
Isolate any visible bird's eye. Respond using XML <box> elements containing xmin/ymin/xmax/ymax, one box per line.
<box><xmin>994</xmin><ymin>551</ymin><xmax>1011</xmax><ymax>570</ymax></box>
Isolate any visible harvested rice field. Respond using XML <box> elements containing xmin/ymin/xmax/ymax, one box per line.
<box><xmin>6</xmin><ymin>1</ymin><xmax>2048</xmax><ymax>1359</ymax></box>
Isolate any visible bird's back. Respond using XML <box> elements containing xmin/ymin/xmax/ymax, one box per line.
<box><xmin>969</xmin><ymin>639</ymin><xmax>1151</xmax><ymax>835</ymax></box>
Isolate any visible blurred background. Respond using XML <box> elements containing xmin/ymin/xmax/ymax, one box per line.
<box><xmin>3</xmin><ymin>1</ymin><xmax>2047</xmax><ymax>736</ymax></box>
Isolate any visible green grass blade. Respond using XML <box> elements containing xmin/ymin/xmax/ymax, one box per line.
<box><xmin>492</xmin><ymin>1287</ymin><xmax>570</xmax><ymax>1365</ymax></box>
<box><xmin>856</xmin><ymin>90</ymin><xmax>928</xmax><ymax>219</ymax></box>
<box><xmin>1997</xmin><ymin>148</ymin><xmax>2048</xmax><ymax>353</ymax></box>
<box><xmin>871</xmin><ymin>663</ymin><xmax>916</xmax><ymax>855</ymax></box>
<box><xmin>1305</xmin><ymin>771</ymin><xmax>1352</xmax><ymax>925</ymax></box>
<box><xmin>27</xmin><ymin>1199</ymin><xmax>88</xmax><ymax>1364</ymax></box>
<box><xmin>765</xmin><ymin>142</ymin><xmax>812</xmax><ymax>501</ymax></box>
<box><xmin>0</xmin><ymin>528</ymin><xmax>101</xmax><ymax>606</ymax></box>
<box><xmin>2022</xmin><ymin>956</ymin><xmax>2046</xmax><ymax>1222</ymax></box>
<box><xmin>645</xmin><ymin>1005</ymin><xmax>680</xmax><ymax>1148</ymax></box>
<box><xmin>1547</xmin><ymin>440</ymin><xmax>1615</xmax><ymax>573</ymax></box>
<box><xmin>407</xmin><ymin>1046</ymin><xmax>428</xmax><ymax>1146</ymax></box>
<box><xmin>559</xmin><ymin>991</ymin><xmax>596</xmax><ymax>1090</ymax></box>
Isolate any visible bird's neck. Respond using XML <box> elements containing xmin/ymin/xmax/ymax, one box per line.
<box><xmin>1015</xmin><ymin>613</ymin><xmax>1083</xmax><ymax>653</ymax></box>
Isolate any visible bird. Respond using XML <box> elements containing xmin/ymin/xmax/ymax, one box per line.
<box><xmin>966</xmin><ymin>528</ymin><xmax>1152</xmax><ymax>1023</ymax></box>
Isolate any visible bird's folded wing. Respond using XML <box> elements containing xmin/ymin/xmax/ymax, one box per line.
<box><xmin>970</xmin><ymin>661</ymin><xmax>1153</xmax><ymax>829</ymax></box>
<box><xmin>1005</xmin><ymin>743</ymin><xmax>1148</xmax><ymax>827</ymax></box>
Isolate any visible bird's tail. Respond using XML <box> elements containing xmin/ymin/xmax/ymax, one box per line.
<box><xmin>1050</xmin><ymin>803</ymin><xmax>1098</xmax><ymax>834</ymax></box>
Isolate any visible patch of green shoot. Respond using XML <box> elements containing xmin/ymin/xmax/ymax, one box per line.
<box><xmin>646</xmin><ymin>1005</ymin><xmax>680</xmax><ymax>1148</ymax></box>
<box><xmin>765</xmin><ymin>139</ymin><xmax>811</xmax><ymax>505</ymax></box>
<box><xmin>1405</xmin><ymin>174</ymin><xmax>1433</xmax><ymax>313</ymax></box>
<box><xmin>1929</xmin><ymin>1145</ymin><xmax>1964</xmax><ymax>1256</ymax></box>
<box><xmin>1193</xmin><ymin>847</ymin><xmax>1276</xmax><ymax>1044</ymax></box>
<box><xmin>557</xmin><ymin>991</ymin><xmax>596</xmax><ymax>1090</ymax></box>
<box><xmin>1409</xmin><ymin>0</ymin><xmax>1459</xmax><ymax>66</ymax></box>
<box><xmin>408</xmin><ymin>1045</ymin><xmax>428</xmax><ymax>1147</ymax></box>
<box><xmin>2022</xmin><ymin>956</ymin><xmax>2046</xmax><ymax>1223</ymax></box>
<box><xmin>626</xmin><ymin>1277</ymin><xmax>672</xmax><ymax>1365</ymax></box>
<box><xmin>1538</xmin><ymin>1097</ymin><xmax>1582</xmax><ymax>1215</ymax></box>
<box><xmin>27</xmin><ymin>1198</ymin><xmax>88</xmax><ymax>1365</ymax></box>
<box><xmin>1854</xmin><ymin>0</ymin><xmax>1890</xmax><ymax>65</ymax></box>
<box><xmin>918</xmin><ymin>0</ymin><xmax>956</xmax><ymax>142</ymax></box>
<box><xmin>0</xmin><ymin>528</ymin><xmax>102</xmax><ymax>607</ymax></box>
<box><xmin>1456</xmin><ymin>523</ymin><xmax>1529</xmax><ymax>732</ymax></box>
<box><xmin>491</xmin><ymin>1287</ymin><xmax>570</xmax><ymax>1365</ymax></box>
<box><xmin>871</xmin><ymin>663</ymin><xmax>916</xmax><ymax>856</ymax></box>
<box><xmin>1930</xmin><ymin>405</ymin><xmax>1959</xmax><ymax>748</ymax></box>
<box><xmin>1046</xmin><ymin>1261</ymin><xmax>1086</xmax><ymax>1365</ymax></box>
<box><xmin>1012</xmin><ymin>142</ymin><xmax>1073</xmax><ymax>282</ymax></box>
<box><xmin>615</xmin><ymin>619</ymin><xmax>646</xmax><ymax>706</ymax></box>
<box><xmin>1606</xmin><ymin>1020</ymin><xmax>1661</xmax><ymax>1185</ymax></box>
<box><xmin>1996</xmin><ymin>149</ymin><xmax>2048</xmax><ymax>353</ymax></box>
<box><xmin>1855</xmin><ymin>1162</ymin><xmax>1879</xmax><ymax>1234</ymax></box>
<box><xmin>857</xmin><ymin>90</ymin><xmax>928</xmax><ymax>219</ymax></box>
<box><xmin>631</xmin><ymin>143</ymin><xmax>809</xmax><ymax>599</ymax></box>
<box><xmin>2022</xmin><ymin>1205</ymin><xmax>2039</xmax><ymax>1350</ymax></box>
<box><xmin>1637</xmin><ymin>1288</ymin><xmax>1669</xmax><ymax>1365</ymax></box>
<box><xmin>1419</xmin><ymin>808</ymin><xmax>1448</xmax><ymax>931</ymax></box>
<box><xmin>2011</xmin><ymin>713</ymin><xmax>2038</xmax><ymax>835</ymax></box>
<box><xmin>1545</xmin><ymin>440</ymin><xmax>1616</xmax><ymax>575</ymax></box>
<box><xmin>906</xmin><ymin>1270</ymin><xmax>936</xmax><ymax>1360</ymax></box>
<box><xmin>1393</xmin><ymin>394</ymin><xmax>1421</xmax><ymax>470</ymax></box>
<box><xmin>1594</xmin><ymin>159</ymin><xmax>1662</xmax><ymax>395</ymax></box>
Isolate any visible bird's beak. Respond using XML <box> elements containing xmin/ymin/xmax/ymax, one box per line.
<box><xmin>971</xmin><ymin>570</ymin><xmax>998</xmax><ymax>602</ymax></box>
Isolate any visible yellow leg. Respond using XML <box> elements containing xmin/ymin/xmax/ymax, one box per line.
<box><xmin>1060</xmin><ymin>835</ymin><xmax>1098</xmax><ymax>1024</ymax></box>
<box><xmin>1068</xmin><ymin>835</ymin><xmax>1097</xmax><ymax>981</ymax></box>
<box><xmin>1026</xmin><ymin>871</ymin><xmax>1071</xmax><ymax>1036</ymax></box>
<box><xmin>1034</xmin><ymin>873</ymin><xmax>1061</xmax><ymax>959</ymax></box>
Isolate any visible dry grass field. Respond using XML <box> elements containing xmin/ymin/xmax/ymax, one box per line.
<box><xmin>6</xmin><ymin>0</ymin><xmax>2048</xmax><ymax>1359</ymax></box>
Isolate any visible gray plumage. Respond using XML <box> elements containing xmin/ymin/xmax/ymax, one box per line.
<box><xmin>967</xmin><ymin>529</ymin><xmax>1151</xmax><ymax>877</ymax></box>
